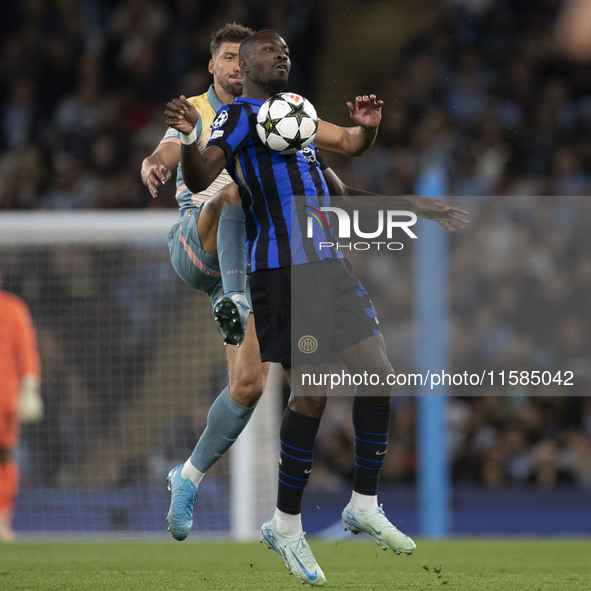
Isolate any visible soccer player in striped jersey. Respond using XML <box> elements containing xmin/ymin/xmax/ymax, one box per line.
<box><xmin>172</xmin><ymin>30</ymin><xmax>468</xmax><ymax>586</ymax></box>
<box><xmin>142</xmin><ymin>23</ymin><xmax>387</xmax><ymax>543</ymax></box>
<box><xmin>0</xmin><ymin>270</ymin><xmax>43</xmax><ymax>542</ymax></box>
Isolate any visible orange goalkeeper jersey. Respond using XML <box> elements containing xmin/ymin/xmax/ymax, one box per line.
<box><xmin>0</xmin><ymin>290</ymin><xmax>40</xmax><ymax>406</ymax></box>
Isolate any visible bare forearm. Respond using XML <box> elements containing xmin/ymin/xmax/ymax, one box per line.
<box><xmin>181</xmin><ymin>143</ymin><xmax>216</xmax><ymax>193</ymax></box>
<box><xmin>315</xmin><ymin>120</ymin><xmax>378</xmax><ymax>157</ymax></box>
<box><xmin>343</xmin><ymin>125</ymin><xmax>378</xmax><ymax>157</ymax></box>
<box><xmin>324</xmin><ymin>169</ymin><xmax>413</xmax><ymax>207</ymax></box>
<box><xmin>337</xmin><ymin>194</ymin><xmax>416</xmax><ymax>220</ymax></box>
<box><xmin>141</xmin><ymin>141</ymin><xmax>180</xmax><ymax>198</ymax></box>
<box><xmin>141</xmin><ymin>155</ymin><xmax>162</xmax><ymax>186</ymax></box>
<box><xmin>323</xmin><ymin>166</ymin><xmax>468</xmax><ymax>231</ymax></box>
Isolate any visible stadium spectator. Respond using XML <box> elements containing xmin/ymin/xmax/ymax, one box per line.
<box><xmin>0</xmin><ymin>0</ymin><xmax>589</xmax><ymax>212</ymax></box>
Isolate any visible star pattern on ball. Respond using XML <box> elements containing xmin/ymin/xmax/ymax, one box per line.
<box><xmin>256</xmin><ymin>92</ymin><xmax>318</xmax><ymax>154</ymax></box>
<box><xmin>287</xmin><ymin>102</ymin><xmax>307</xmax><ymax>124</ymax></box>
<box><xmin>262</xmin><ymin>116</ymin><xmax>281</xmax><ymax>139</ymax></box>
<box><xmin>284</xmin><ymin>130</ymin><xmax>303</xmax><ymax>151</ymax></box>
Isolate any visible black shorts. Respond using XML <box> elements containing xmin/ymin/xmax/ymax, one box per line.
<box><xmin>249</xmin><ymin>259</ymin><xmax>380</xmax><ymax>365</ymax></box>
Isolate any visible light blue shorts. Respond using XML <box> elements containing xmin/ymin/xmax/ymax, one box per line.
<box><xmin>168</xmin><ymin>207</ymin><xmax>251</xmax><ymax>308</ymax></box>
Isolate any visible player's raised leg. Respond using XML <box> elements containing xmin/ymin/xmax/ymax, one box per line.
<box><xmin>167</xmin><ymin>315</ymin><xmax>268</xmax><ymax>540</ymax></box>
<box><xmin>197</xmin><ymin>184</ymin><xmax>250</xmax><ymax>346</ymax></box>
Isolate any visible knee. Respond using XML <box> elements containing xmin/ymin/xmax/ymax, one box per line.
<box><xmin>204</xmin><ymin>184</ymin><xmax>241</xmax><ymax>210</ymax></box>
<box><xmin>289</xmin><ymin>395</ymin><xmax>326</xmax><ymax>417</ymax></box>
<box><xmin>229</xmin><ymin>372</ymin><xmax>266</xmax><ymax>408</ymax></box>
<box><xmin>357</xmin><ymin>394</ymin><xmax>390</xmax><ymax>407</ymax></box>
<box><xmin>357</xmin><ymin>362</ymin><xmax>394</xmax><ymax>400</ymax></box>
<box><xmin>222</xmin><ymin>189</ymin><xmax>241</xmax><ymax>206</ymax></box>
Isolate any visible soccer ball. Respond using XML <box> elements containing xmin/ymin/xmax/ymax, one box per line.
<box><xmin>256</xmin><ymin>92</ymin><xmax>318</xmax><ymax>154</ymax></box>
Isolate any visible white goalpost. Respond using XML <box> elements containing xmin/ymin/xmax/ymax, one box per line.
<box><xmin>0</xmin><ymin>211</ymin><xmax>281</xmax><ymax>539</ymax></box>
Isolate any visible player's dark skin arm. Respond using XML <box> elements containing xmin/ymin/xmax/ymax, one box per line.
<box><xmin>182</xmin><ymin>142</ymin><xmax>227</xmax><ymax>193</ymax></box>
<box><xmin>322</xmin><ymin>167</ymin><xmax>470</xmax><ymax>232</ymax></box>
<box><xmin>315</xmin><ymin>94</ymin><xmax>383</xmax><ymax>157</ymax></box>
<box><xmin>165</xmin><ymin>90</ymin><xmax>382</xmax><ymax>191</ymax></box>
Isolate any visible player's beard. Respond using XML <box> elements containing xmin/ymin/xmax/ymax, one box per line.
<box><xmin>267</xmin><ymin>76</ymin><xmax>288</xmax><ymax>94</ymax></box>
<box><xmin>221</xmin><ymin>78</ymin><xmax>243</xmax><ymax>98</ymax></box>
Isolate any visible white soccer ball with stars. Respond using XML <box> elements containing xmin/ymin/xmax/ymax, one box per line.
<box><xmin>256</xmin><ymin>92</ymin><xmax>318</xmax><ymax>155</ymax></box>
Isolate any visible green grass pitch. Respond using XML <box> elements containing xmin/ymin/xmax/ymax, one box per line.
<box><xmin>2</xmin><ymin>537</ymin><xmax>591</xmax><ymax>590</ymax></box>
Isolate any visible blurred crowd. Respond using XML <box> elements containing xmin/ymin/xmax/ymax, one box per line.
<box><xmin>313</xmin><ymin>0</ymin><xmax>591</xmax><ymax>491</ymax></box>
<box><xmin>2</xmin><ymin>0</ymin><xmax>591</xmax><ymax>490</ymax></box>
<box><xmin>0</xmin><ymin>0</ymin><xmax>319</xmax><ymax>209</ymax></box>
<box><xmin>336</xmin><ymin>0</ymin><xmax>591</xmax><ymax>200</ymax></box>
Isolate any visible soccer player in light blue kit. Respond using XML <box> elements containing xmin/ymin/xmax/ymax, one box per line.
<box><xmin>142</xmin><ymin>24</ymin><xmax>264</xmax><ymax>541</ymax></box>
<box><xmin>142</xmin><ymin>22</ymin><xmax>388</xmax><ymax>543</ymax></box>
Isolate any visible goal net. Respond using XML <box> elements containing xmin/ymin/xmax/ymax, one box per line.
<box><xmin>0</xmin><ymin>211</ymin><xmax>281</xmax><ymax>538</ymax></box>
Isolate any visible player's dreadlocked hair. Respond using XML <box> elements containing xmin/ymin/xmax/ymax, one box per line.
<box><xmin>210</xmin><ymin>22</ymin><xmax>255</xmax><ymax>57</ymax></box>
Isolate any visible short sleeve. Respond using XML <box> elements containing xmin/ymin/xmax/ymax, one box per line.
<box><xmin>316</xmin><ymin>148</ymin><xmax>329</xmax><ymax>171</ymax></box>
<box><xmin>208</xmin><ymin>104</ymin><xmax>252</xmax><ymax>165</ymax></box>
<box><xmin>159</xmin><ymin>114</ymin><xmax>203</xmax><ymax>145</ymax></box>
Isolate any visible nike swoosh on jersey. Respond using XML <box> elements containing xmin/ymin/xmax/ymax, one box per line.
<box><xmin>291</xmin><ymin>550</ymin><xmax>318</xmax><ymax>580</ymax></box>
<box><xmin>375</xmin><ymin>449</ymin><xmax>387</xmax><ymax>455</ymax></box>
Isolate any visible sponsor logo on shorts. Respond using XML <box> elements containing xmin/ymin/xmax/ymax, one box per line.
<box><xmin>298</xmin><ymin>335</ymin><xmax>318</xmax><ymax>354</ymax></box>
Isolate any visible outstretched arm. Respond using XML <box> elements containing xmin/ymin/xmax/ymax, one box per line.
<box><xmin>164</xmin><ymin>95</ymin><xmax>227</xmax><ymax>193</ymax></box>
<box><xmin>322</xmin><ymin>168</ymin><xmax>469</xmax><ymax>232</ymax></box>
<box><xmin>400</xmin><ymin>195</ymin><xmax>470</xmax><ymax>232</ymax></box>
<box><xmin>141</xmin><ymin>143</ymin><xmax>179</xmax><ymax>199</ymax></box>
<box><xmin>315</xmin><ymin>94</ymin><xmax>383</xmax><ymax>157</ymax></box>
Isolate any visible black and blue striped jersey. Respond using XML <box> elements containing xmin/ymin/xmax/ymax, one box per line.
<box><xmin>208</xmin><ymin>97</ymin><xmax>342</xmax><ymax>272</ymax></box>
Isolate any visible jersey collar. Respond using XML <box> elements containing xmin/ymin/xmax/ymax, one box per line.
<box><xmin>235</xmin><ymin>97</ymin><xmax>265</xmax><ymax>106</ymax></box>
<box><xmin>207</xmin><ymin>85</ymin><xmax>224</xmax><ymax>111</ymax></box>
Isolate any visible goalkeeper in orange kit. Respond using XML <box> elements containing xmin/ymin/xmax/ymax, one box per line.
<box><xmin>0</xmin><ymin>270</ymin><xmax>43</xmax><ymax>542</ymax></box>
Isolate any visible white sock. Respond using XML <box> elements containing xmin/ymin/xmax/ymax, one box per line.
<box><xmin>273</xmin><ymin>508</ymin><xmax>302</xmax><ymax>536</ymax></box>
<box><xmin>350</xmin><ymin>491</ymin><xmax>378</xmax><ymax>513</ymax></box>
<box><xmin>181</xmin><ymin>459</ymin><xmax>205</xmax><ymax>487</ymax></box>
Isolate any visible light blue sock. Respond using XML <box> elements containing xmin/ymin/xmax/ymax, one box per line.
<box><xmin>217</xmin><ymin>205</ymin><xmax>247</xmax><ymax>299</ymax></box>
<box><xmin>189</xmin><ymin>387</ymin><xmax>254</xmax><ymax>473</ymax></box>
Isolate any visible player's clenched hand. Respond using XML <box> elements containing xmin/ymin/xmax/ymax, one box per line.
<box><xmin>347</xmin><ymin>94</ymin><xmax>383</xmax><ymax>130</ymax></box>
<box><xmin>412</xmin><ymin>196</ymin><xmax>470</xmax><ymax>232</ymax></box>
<box><xmin>145</xmin><ymin>164</ymin><xmax>171</xmax><ymax>199</ymax></box>
<box><xmin>165</xmin><ymin>95</ymin><xmax>199</xmax><ymax>134</ymax></box>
